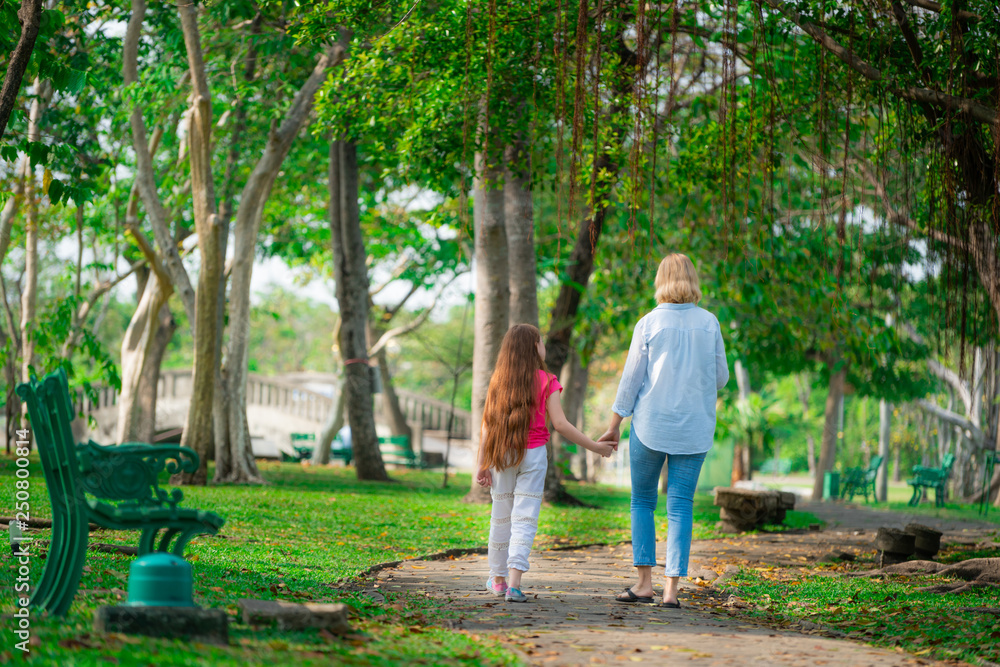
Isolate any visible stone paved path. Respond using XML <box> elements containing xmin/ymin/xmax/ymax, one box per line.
<box><xmin>373</xmin><ymin>505</ymin><xmax>998</xmax><ymax>666</ymax></box>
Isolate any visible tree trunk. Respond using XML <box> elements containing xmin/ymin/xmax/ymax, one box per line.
<box><xmin>312</xmin><ymin>384</ymin><xmax>346</xmax><ymax>465</ymax></box>
<box><xmin>955</xmin><ymin>347</ymin><xmax>987</xmax><ymax>497</ymax></box>
<box><xmin>0</xmin><ymin>164</ymin><xmax>25</xmax><ymax>269</ymax></box>
<box><xmin>795</xmin><ymin>372</ymin><xmax>817</xmax><ymax>474</ymax></box>
<box><xmin>504</xmin><ymin>139</ymin><xmax>537</xmax><ymax>327</ymax></box>
<box><xmin>18</xmin><ymin>77</ymin><xmax>48</xmax><ymax>424</ymax></box>
<box><xmin>376</xmin><ymin>349</ymin><xmax>413</xmax><ymax>441</ymax></box>
<box><xmin>116</xmin><ymin>273</ymin><xmax>173</xmax><ymax>443</ymax></box>
<box><xmin>216</xmin><ymin>47</ymin><xmax>339</xmax><ymax>484</ymax></box>
<box><xmin>812</xmin><ymin>363</ymin><xmax>847</xmax><ymax>501</ymax></box>
<box><xmin>893</xmin><ymin>423</ymin><xmax>903</xmax><ymax>482</ymax></box>
<box><xmin>331</xmin><ymin>140</ymin><xmax>386</xmax><ymax>481</ymax></box>
<box><xmin>877</xmin><ymin>399</ymin><xmax>891</xmax><ymax>502</ymax></box>
<box><xmin>464</xmin><ymin>147</ymin><xmax>509</xmax><ymax>504</ymax></box>
<box><xmin>173</xmin><ymin>1</ymin><xmax>222</xmax><ymax>485</ymax></box>
<box><xmin>0</xmin><ymin>0</ymin><xmax>43</xmax><ymax>143</ymax></box>
<box><xmin>731</xmin><ymin>360</ymin><xmax>752</xmax><ymax>483</ymax></box>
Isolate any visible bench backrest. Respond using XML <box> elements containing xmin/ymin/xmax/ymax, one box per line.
<box><xmin>20</xmin><ymin>368</ymin><xmax>198</xmax><ymax>510</ymax></box>
<box><xmin>16</xmin><ymin>369</ymin><xmax>91</xmax><ymax>522</ymax></box>
<box><xmin>865</xmin><ymin>455</ymin><xmax>884</xmax><ymax>478</ymax></box>
<box><xmin>941</xmin><ymin>452</ymin><xmax>956</xmax><ymax>476</ymax></box>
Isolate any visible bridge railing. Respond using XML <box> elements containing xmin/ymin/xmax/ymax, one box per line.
<box><xmin>155</xmin><ymin>370</ymin><xmax>472</xmax><ymax>438</ymax></box>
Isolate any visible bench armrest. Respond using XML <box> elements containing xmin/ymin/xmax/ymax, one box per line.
<box><xmin>76</xmin><ymin>440</ymin><xmax>199</xmax><ymax>508</ymax></box>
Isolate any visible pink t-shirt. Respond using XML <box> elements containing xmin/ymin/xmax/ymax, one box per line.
<box><xmin>527</xmin><ymin>369</ymin><xmax>563</xmax><ymax>449</ymax></box>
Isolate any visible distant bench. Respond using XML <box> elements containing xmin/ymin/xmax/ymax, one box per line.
<box><xmin>286</xmin><ymin>432</ymin><xmax>443</xmax><ymax>469</ymax></box>
<box><xmin>907</xmin><ymin>453</ymin><xmax>955</xmax><ymax>507</ymax></box>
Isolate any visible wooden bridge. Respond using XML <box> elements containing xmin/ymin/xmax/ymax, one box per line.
<box><xmin>75</xmin><ymin>370</ymin><xmax>472</xmax><ymax>445</ymax></box>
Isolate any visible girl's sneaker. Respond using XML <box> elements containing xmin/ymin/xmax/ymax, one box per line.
<box><xmin>485</xmin><ymin>576</ymin><xmax>507</xmax><ymax>596</ymax></box>
<box><xmin>505</xmin><ymin>587</ymin><xmax>528</xmax><ymax>603</ymax></box>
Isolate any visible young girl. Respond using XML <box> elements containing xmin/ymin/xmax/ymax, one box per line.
<box><xmin>476</xmin><ymin>324</ymin><xmax>615</xmax><ymax>602</ymax></box>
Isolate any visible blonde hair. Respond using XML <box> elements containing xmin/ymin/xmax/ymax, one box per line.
<box><xmin>654</xmin><ymin>253</ymin><xmax>702</xmax><ymax>304</ymax></box>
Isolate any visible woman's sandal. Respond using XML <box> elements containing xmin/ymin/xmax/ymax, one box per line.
<box><xmin>654</xmin><ymin>600</ymin><xmax>681</xmax><ymax>609</ymax></box>
<box><xmin>615</xmin><ymin>588</ymin><xmax>655</xmax><ymax>604</ymax></box>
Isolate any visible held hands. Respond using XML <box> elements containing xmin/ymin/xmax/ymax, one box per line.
<box><xmin>590</xmin><ymin>439</ymin><xmax>616</xmax><ymax>458</ymax></box>
<box><xmin>597</xmin><ymin>427</ymin><xmax>620</xmax><ymax>449</ymax></box>
<box><xmin>475</xmin><ymin>467</ymin><xmax>492</xmax><ymax>488</ymax></box>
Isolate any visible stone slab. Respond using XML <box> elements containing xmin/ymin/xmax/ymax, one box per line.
<box><xmin>94</xmin><ymin>605</ymin><xmax>229</xmax><ymax>645</ymax></box>
<box><xmin>237</xmin><ymin>598</ymin><xmax>351</xmax><ymax>633</ymax></box>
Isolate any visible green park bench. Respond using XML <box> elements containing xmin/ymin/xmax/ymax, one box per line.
<box><xmin>907</xmin><ymin>452</ymin><xmax>956</xmax><ymax>507</ymax></box>
<box><xmin>285</xmin><ymin>432</ymin><xmax>317</xmax><ymax>462</ymax></box>
<box><xmin>15</xmin><ymin>368</ymin><xmax>225</xmax><ymax>617</ymax></box>
<box><xmin>378</xmin><ymin>435</ymin><xmax>445</xmax><ymax>469</ymax></box>
<box><xmin>379</xmin><ymin>435</ymin><xmax>419</xmax><ymax>468</ymax></box>
<box><xmin>840</xmin><ymin>455</ymin><xmax>883</xmax><ymax>502</ymax></box>
<box><xmin>285</xmin><ymin>432</ymin><xmax>353</xmax><ymax>464</ymax></box>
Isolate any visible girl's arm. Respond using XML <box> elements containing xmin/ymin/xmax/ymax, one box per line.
<box><xmin>546</xmin><ymin>392</ymin><xmax>615</xmax><ymax>458</ymax></box>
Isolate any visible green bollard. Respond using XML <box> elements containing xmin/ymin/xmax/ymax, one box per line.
<box><xmin>126</xmin><ymin>552</ymin><xmax>196</xmax><ymax>607</ymax></box>
<box><xmin>822</xmin><ymin>470</ymin><xmax>840</xmax><ymax>501</ymax></box>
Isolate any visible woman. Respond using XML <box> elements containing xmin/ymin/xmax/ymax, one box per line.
<box><xmin>600</xmin><ymin>253</ymin><xmax>729</xmax><ymax>608</ymax></box>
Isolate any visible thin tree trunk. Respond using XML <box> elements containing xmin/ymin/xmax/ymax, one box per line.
<box><xmin>504</xmin><ymin>138</ymin><xmax>537</xmax><ymax>328</ymax></box>
<box><xmin>464</xmin><ymin>146</ymin><xmax>509</xmax><ymax>504</ymax></box>
<box><xmin>796</xmin><ymin>372</ymin><xmax>817</xmax><ymax>475</ymax></box>
<box><xmin>732</xmin><ymin>360</ymin><xmax>752</xmax><ymax>483</ymax></box>
<box><xmin>0</xmin><ymin>165</ymin><xmax>26</xmax><ymax>269</ymax></box>
<box><xmin>217</xmin><ymin>46</ymin><xmax>340</xmax><ymax>484</ymax></box>
<box><xmin>116</xmin><ymin>273</ymin><xmax>172</xmax><ymax>443</ymax></box>
<box><xmin>806</xmin><ymin>434</ymin><xmax>817</xmax><ymax>476</ymax></box>
<box><xmin>173</xmin><ymin>0</ymin><xmax>222</xmax><ymax>486</ymax></box>
<box><xmin>331</xmin><ymin>140</ymin><xmax>386</xmax><ymax>481</ymax></box>
<box><xmin>877</xmin><ymin>399</ymin><xmax>891</xmax><ymax>502</ymax></box>
<box><xmin>18</xmin><ymin>78</ymin><xmax>48</xmax><ymax>425</ymax></box>
<box><xmin>376</xmin><ymin>349</ymin><xmax>412</xmax><ymax>441</ymax></box>
<box><xmin>312</xmin><ymin>385</ymin><xmax>346</xmax><ymax>465</ymax></box>
<box><xmin>0</xmin><ymin>0</ymin><xmax>43</xmax><ymax>143</ymax></box>
<box><xmin>812</xmin><ymin>363</ymin><xmax>847</xmax><ymax>501</ymax></box>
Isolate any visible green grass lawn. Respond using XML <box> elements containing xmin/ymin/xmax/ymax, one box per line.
<box><xmin>718</xmin><ymin>563</ymin><xmax>1000</xmax><ymax>665</ymax></box>
<box><xmin>0</xmin><ymin>456</ymin><xmax>817</xmax><ymax>666</ymax></box>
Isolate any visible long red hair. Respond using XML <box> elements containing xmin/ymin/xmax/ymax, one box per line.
<box><xmin>481</xmin><ymin>324</ymin><xmax>548</xmax><ymax>472</ymax></box>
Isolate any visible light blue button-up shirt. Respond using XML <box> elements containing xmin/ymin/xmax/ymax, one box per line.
<box><xmin>612</xmin><ymin>303</ymin><xmax>729</xmax><ymax>454</ymax></box>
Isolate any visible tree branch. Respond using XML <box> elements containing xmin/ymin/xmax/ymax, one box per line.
<box><xmin>368</xmin><ymin>272</ymin><xmax>464</xmax><ymax>358</ymax></box>
<box><xmin>123</xmin><ymin>0</ymin><xmax>196</xmax><ymax>325</ymax></box>
<box><xmin>0</xmin><ymin>0</ymin><xmax>43</xmax><ymax>142</ymax></box>
<box><xmin>759</xmin><ymin>0</ymin><xmax>997</xmax><ymax>126</ymax></box>
<box><xmin>928</xmin><ymin>359</ymin><xmax>972</xmax><ymax>414</ymax></box>
<box><xmin>915</xmin><ymin>399</ymin><xmax>984</xmax><ymax>444</ymax></box>
<box><xmin>370</xmin><ymin>256</ymin><xmax>414</xmax><ymax>297</ymax></box>
<box><xmin>898</xmin><ymin>0</ymin><xmax>981</xmax><ymax>22</ymax></box>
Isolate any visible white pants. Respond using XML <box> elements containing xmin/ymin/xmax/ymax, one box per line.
<box><xmin>488</xmin><ymin>446</ymin><xmax>547</xmax><ymax>577</ymax></box>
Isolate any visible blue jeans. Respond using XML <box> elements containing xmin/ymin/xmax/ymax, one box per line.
<box><xmin>630</xmin><ymin>433</ymin><xmax>706</xmax><ymax>577</ymax></box>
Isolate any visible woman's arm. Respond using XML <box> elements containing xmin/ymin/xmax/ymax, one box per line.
<box><xmin>599</xmin><ymin>412</ymin><xmax>625</xmax><ymax>447</ymax></box>
<box><xmin>602</xmin><ymin>319</ymin><xmax>648</xmax><ymax>446</ymax></box>
<box><xmin>610</xmin><ymin>319</ymin><xmax>649</xmax><ymax>421</ymax></box>
<box><xmin>547</xmin><ymin>392</ymin><xmax>615</xmax><ymax>457</ymax></box>
<box><xmin>715</xmin><ymin>324</ymin><xmax>730</xmax><ymax>390</ymax></box>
